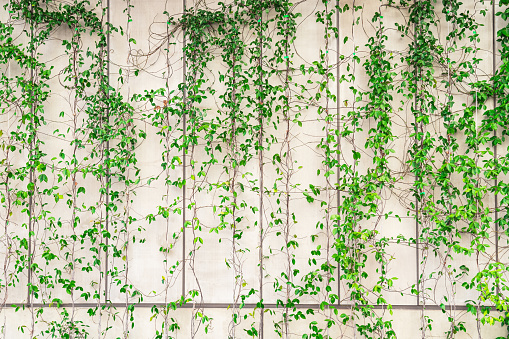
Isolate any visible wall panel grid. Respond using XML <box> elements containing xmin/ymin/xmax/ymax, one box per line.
<box><xmin>0</xmin><ymin>0</ymin><xmax>507</xmax><ymax>338</ymax></box>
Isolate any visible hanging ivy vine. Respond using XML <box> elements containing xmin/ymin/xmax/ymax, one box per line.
<box><xmin>1</xmin><ymin>0</ymin><xmax>509</xmax><ymax>338</ymax></box>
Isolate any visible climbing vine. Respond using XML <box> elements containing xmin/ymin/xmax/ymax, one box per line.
<box><xmin>0</xmin><ymin>0</ymin><xmax>509</xmax><ymax>338</ymax></box>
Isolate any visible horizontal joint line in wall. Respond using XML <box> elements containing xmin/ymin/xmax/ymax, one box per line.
<box><xmin>0</xmin><ymin>303</ymin><xmax>475</xmax><ymax>311</ymax></box>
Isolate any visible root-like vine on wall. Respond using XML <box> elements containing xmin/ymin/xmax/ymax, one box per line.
<box><xmin>0</xmin><ymin>0</ymin><xmax>508</xmax><ymax>338</ymax></box>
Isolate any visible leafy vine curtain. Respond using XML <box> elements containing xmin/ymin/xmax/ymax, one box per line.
<box><xmin>0</xmin><ymin>0</ymin><xmax>508</xmax><ymax>338</ymax></box>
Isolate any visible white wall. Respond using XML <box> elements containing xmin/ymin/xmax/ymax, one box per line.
<box><xmin>0</xmin><ymin>0</ymin><xmax>506</xmax><ymax>338</ymax></box>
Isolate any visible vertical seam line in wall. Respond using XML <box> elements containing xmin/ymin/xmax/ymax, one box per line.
<box><xmin>413</xmin><ymin>0</ymin><xmax>419</xmax><ymax>306</ymax></box>
<box><xmin>335</xmin><ymin>0</ymin><xmax>340</xmax><ymax>306</ymax></box>
<box><xmin>27</xmin><ymin>3</ymin><xmax>34</xmax><ymax>304</ymax></box>
<box><xmin>105</xmin><ymin>0</ymin><xmax>110</xmax><ymax>303</ymax></box>
<box><xmin>258</xmin><ymin>4</ymin><xmax>264</xmax><ymax>338</ymax></box>
<box><xmin>493</xmin><ymin>0</ymin><xmax>499</xmax><ymax>291</ymax></box>
<box><xmin>182</xmin><ymin>0</ymin><xmax>187</xmax><ymax>301</ymax></box>
<box><xmin>336</xmin><ymin>0</ymin><xmax>341</xmax><ymax>305</ymax></box>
